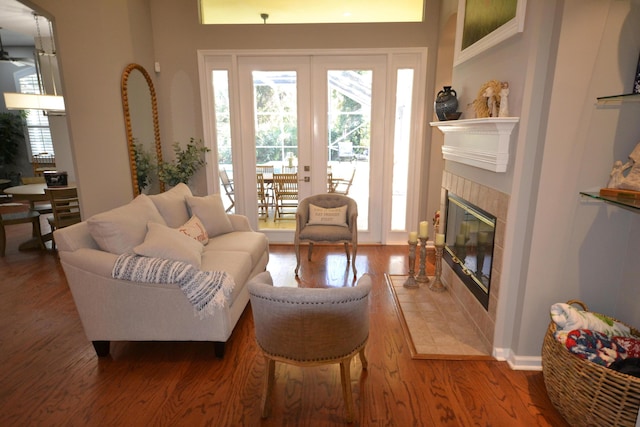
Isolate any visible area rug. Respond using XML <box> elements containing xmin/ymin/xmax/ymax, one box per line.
<box><xmin>385</xmin><ymin>274</ymin><xmax>493</xmax><ymax>360</ymax></box>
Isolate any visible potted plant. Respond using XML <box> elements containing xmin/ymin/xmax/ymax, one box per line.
<box><xmin>0</xmin><ymin>111</ymin><xmax>26</xmax><ymax>167</ymax></box>
<box><xmin>158</xmin><ymin>138</ymin><xmax>210</xmax><ymax>187</ymax></box>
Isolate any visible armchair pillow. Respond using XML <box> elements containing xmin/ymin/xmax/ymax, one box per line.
<box><xmin>87</xmin><ymin>194</ymin><xmax>166</xmax><ymax>255</ymax></box>
<box><xmin>186</xmin><ymin>194</ymin><xmax>233</xmax><ymax>237</ymax></box>
<box><xmin>134</xmin><ymin>221</ymin><xmax>203</xmax><ymax>268</ymax></box>
<box><xmin>307</xmin><ymin>204</ymin><xmax>348</xmax><ymax>227</ymax></box>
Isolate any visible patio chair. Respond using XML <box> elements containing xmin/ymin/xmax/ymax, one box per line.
<box><xmin>219</xmin><ymin>169</ymin><xmax>235</xmax><ymax>213</ymax></box>
<box><xmin>272</xmin><ymin>173</ymin><xmax>298</xmax><ymax>221</ymax></box>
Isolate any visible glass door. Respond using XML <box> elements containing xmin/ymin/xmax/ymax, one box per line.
<box><xmin>199</xmin><ymin>49</ymin><xmax>427</xmax><ymax>244</ymax></box>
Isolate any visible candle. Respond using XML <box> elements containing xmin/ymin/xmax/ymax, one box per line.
<box><xmin>409</xmin><ymin>231</ymin><xmax>418</xmax><ymax>243</ymax></box>
<box><xmin>435</xmin><ymin>233</ymin><xmax>445</xmax><ymax>246</ymax></box>
<box><xmin>419</xmin><ymin>221</ymin><xmax>428</xmax><ymax>238</ymax></box>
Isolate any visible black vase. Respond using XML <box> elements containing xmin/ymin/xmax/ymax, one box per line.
<box><xmin>434</xmin><ymin>86</ymin><xmax>458</xmax><ymax>121</ymax></box>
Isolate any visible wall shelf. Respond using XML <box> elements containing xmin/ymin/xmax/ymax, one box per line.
<box><xmin>580</xmin><ymin>191</ymin><xmax>640</xmax><ymax>213</ymax></box>
<box><xmin>596</xmin><ymin>93</ymin><xmax>640</xmax><ymax>104</ymax></box>
<box><xmin>430</xmin><ymin>117</ymin><xmax>520</xmax><ymax>173</ymax></box>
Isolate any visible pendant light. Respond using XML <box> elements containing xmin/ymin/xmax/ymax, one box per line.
<box><xmin>3</xmin><ymin>13</ymin><xmax>65</xmax><ymax>112</ymax></box>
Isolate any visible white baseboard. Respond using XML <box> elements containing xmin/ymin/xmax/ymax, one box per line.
<box><xmin>493</xmin><ymin>347</ymin><xmax>542</xmax><ymax>371</ymax></box>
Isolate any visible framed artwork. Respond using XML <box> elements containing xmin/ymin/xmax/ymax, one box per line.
<box><xmin>454</xmin><ymin>0</ymin><xmax>527</xmax><ymax>66</ymax></box>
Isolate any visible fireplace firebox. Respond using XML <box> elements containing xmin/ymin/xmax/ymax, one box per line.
<box><xmin>444</xmin><ymin>193</ymin><xmax>496</xmax><ymax>310</ymax></box>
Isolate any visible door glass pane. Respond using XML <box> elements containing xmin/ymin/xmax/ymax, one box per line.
<box><xmin>253</xmin><ymin>71</ymin><xmax>298</xmax><ymax>230</ymax></box>
<box><xmin>327</xmin><ymin>70</ymin><xmax>371</xmax><ymax>230</ymax></box>
<box><xmin>391</xmin><ymin>69</ymin><xmax>414</xmax><ymax>230</ymax></box>
<box><xmin>213</xmin><ymin>70</ymin><xmax>234</xmax><ymax>213</ymax></box>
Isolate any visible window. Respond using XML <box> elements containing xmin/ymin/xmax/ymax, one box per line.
<box><xmin>18</xmin><ymin>73</ymin><xmax>54</xmax><ymax>157</ymax></box>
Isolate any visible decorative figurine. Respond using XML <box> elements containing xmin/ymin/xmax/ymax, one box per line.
<box><xmin>612</xmin><ymin>143</ymin><xmax>640</xmax><ymax>191</ymax></box>
<box><xmin>498</xmin><ymin>82</ymin><xmax>510</xmax><ymax>117</ymax></box>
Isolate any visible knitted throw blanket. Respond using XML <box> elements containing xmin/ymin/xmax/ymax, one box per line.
<box><xmin>112</xmin><ymin>254</ymin><xmax>235</xmax><ymax>318</ymax></box>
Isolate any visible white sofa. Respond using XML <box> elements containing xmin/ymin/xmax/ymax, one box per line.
<box><xmin>54</xmin><ymin>183</ymin><xmax>269</xmax><ymax>358</ymax></box>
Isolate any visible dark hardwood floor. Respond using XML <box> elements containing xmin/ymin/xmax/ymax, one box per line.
<box><xmin>0</xmin><ymin>221</ymin><xmax>569</xmax><ymax>426</ymax></box>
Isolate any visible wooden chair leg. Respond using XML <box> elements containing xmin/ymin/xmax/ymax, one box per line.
<box><xmin>294</xmin><ymin>240</ymin><xmax>301</xmax><ymax>277</ymax></box>
<box><xmin>261</xmin><ymin>356</ymin><xmax>275</xmax><ymax>418</ymax></box>
<box><xmin>344</xmin><ymin>242</ymin><xmax>350</xmax><ymax>262</ymax></box>
<box><xmin>359</xmin><ymin>348</ymin><xmax>368</xmax><ymax>370</ymax></box>
<box><xmin>351</xmin><ymin>243</ymin><xmax>358</xmax><ymax>277</ymax></box>
<box><xmin>340</xmin><ymin>357</ymin><xmax>355</xmax><ymax>423</ymax></box>
<box><xmin>307</xmin><ymin>242</ymin><xmax>314</xmax><ymax>261</ymax></box>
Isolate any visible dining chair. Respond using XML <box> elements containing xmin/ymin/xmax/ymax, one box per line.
<box><xmin>256</xmin><ymin>173</ymin><xmax>269</xmax><ymax>220</ymax></box>
<box><xmin>31</xmin><ymin>153</ymin><xmax>56</xmax><ymax>176</ymax></box>
<box><xmin>44</xmin><ymin>187</ymin><xmax>81</xmax><ymax>249</ymax></box>
<box><xmin>294</xmin><ymin>193</ymin><xmax>358</xmax><ymax>277</ymax></box>
<box><xmin>256</xmin><ymin>165</ymin><xmax>275</xmax><ymax>206</ymax></box>
<box><xmin>219</xmin><ymin>169</ymin><xmax>235</xmax><ymax>213</ymax></box>
<box><xmin>0</xmin><ymin>203</ymin><xmax>44</xmax><ymax>256</ymax></box>
<box><xmin>272</xmin><ymin>173</ymin><xmax>298</xmax><ymax>221</ymax></box>
<box><xmin>248</xmin><ymin>271</ymin><xmax>372</xmax><ymax>423</ymax></box>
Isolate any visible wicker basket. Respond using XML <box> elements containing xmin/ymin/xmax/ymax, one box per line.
<box><xmin>542</xmin><ymin>300</ymin><xmax>640</xmax><ymax>427</ymax></box>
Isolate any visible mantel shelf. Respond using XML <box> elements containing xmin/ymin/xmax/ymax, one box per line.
<box><xmin>430</xmin><ymin>117</ymin><xmax>520</xmax><ymax>173</ymax></box>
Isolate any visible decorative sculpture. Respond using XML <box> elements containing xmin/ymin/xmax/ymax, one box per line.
<box><xmin>608</xmin><ymin>142</ymin><xmax>640</xmax><ymax>191</ymax></box>
<box><xmin>473</xmin><ymin>80</ymin><xmax>505</xmax><ymax>118</ymax></box>
<box><xmin>499</xmin><ymin>82</ymin><xmax>510</xmax><ymax>117</ymax></box>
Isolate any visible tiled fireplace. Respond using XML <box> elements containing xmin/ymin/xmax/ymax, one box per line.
<box><xmin>440</xmin><ymin>171</ymin><xmax>509</xmax><ymax>350</ymax></box>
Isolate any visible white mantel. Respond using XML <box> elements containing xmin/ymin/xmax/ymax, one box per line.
<box><xmin>430</xmin><ymin>118</ymin><xmax>520</xmax><ymax>173</ymax></box>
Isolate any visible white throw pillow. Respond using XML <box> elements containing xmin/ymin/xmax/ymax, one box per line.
<box><xmin>134</xmin><ymin>221</ymin><xmax>203</xmax><ymax>268</ymax></box>
<box><xmin>307</xmin><ymin>204</ymin><xmax>348</xmax><ymax>227</ymax></box>
<box><xmin>148</xmin><ymin>183</ymin><xmax>192</xmax><ymax>227</ymax></box>
<box><xmin>186</xmin><ymin>194</ymin><xmax>233</xmax><ymax>237</ymax></box>
<box><xmin>87</xmin><ymin>194</ymin><xmax>167</xmax><ymax>255</ymax></box>
<box><xmin>177</xmin><ymin>215</ymin><xmax>209</xmax><ymax>244</ymax></box>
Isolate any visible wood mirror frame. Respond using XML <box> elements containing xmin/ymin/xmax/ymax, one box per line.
<box><xmin>121</xmin><ymin>63</ymin><xmax>165</xmax><ymax>196</ymax></box>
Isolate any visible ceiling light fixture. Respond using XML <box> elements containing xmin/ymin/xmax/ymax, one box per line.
<box><xmin>3</xmin><ymin>13</ymin><xmax>65</xmax><ymax>113</ymax></box>
<box><xmin>260</xmin><ymin>13</ymin><xmax>269</xmax><ymax>24</ymax></box>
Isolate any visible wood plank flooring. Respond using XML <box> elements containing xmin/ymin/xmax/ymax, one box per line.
<box><xmin>0</xmin><ymin>222</ymin><xmax>569</xmax><ymax>426</ymax></box>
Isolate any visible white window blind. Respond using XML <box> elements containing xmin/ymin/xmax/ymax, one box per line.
<box><xmin>18</xmin><ymin>73</ymin><xmax>54</xmax><ymax>157</ymax></box>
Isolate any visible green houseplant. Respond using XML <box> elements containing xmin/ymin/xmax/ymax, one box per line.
<box><xmin>0</xmin><ymin>111</ymin><xmax>26</xmax><ymax>166</ymax></box>
<box><xmin>158</xmin><ymin>138</ymin><xmax>210</xmax><ymax>187</ymax></box>
<box><xmin>133</xmin><ymin>141</ymin><xmax>156</xmax><ymax>193</ymax></box>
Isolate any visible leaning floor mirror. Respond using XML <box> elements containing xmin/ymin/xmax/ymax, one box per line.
<box><xmin>121</xmin><ymin>63</ymin><xmax>165</xmax><ymax>196</ymax></box>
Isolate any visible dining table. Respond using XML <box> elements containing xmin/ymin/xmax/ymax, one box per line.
<box><xmin>3</xmin><ymin>183</ymin><xmax>77</xmax><ymax>250</ymax></box>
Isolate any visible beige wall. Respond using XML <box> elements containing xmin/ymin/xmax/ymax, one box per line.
<box><xmin>27</xmin><ymin>0</ymin><xmax>441</xmax><ymax>219</ymax></box>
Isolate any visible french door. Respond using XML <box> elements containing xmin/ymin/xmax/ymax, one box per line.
<box><xmin>199</xmin><ymin>49</ymin><xmax>427</xmax><ymax>244</ymax></box>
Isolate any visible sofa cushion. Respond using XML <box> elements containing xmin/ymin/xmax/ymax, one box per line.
<box><xmin>177</xmin><ymin>215</ymin><xmax>208</xmax><ymax>244</ymax></box>
<box><xmin>148</xmin><ymin>183</ymin><xmax>192</xmax><ymax>227</ymax></box>
<box><xmin>186</xmin><ymin>194</ymin><xmax>233</xmax><ymax>237</ymax></box>
<box><xmin>205</xmin><ymin>231</ymin><xmax>269</xmax><ymax>266</ymax></box>
<box><xmin>201</xmin><ymin>250</ymin><xmax>253</xmax><ymax>305</ymax></box>
<box><xmin>87</xmin><ymin>194</ymin><xmax>166</xmax><ymax>255</ymax></box>
<box><xmin>134</xmin><ymin>221</ymin><xmax>203</xmax><ymax>268</ymax></box>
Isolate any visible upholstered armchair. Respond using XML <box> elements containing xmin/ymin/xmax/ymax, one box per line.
<box><xmin>248</xmin><ymin>271</ymin><xmax>372</xmax><ymax>423</ymax></box>
<box><xmin>294</xmin><ymin>193</ymin><xmax>358</xmax><ymax>277</ymax></box>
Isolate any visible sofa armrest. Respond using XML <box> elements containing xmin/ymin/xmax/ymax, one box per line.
<box><xmin>228</xmin><ymin>214</ymin><xmax>253</xmax><ymax>231</ymax></box>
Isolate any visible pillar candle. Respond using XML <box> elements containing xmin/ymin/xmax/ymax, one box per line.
<box><xmin>409</xmin><ymin>231</ymin><xmax>418</xmax><ymax>243</ymax></box>
<box><xmin>435</xmin><ymin>233</ymin><xmax>445</xmax><ymax>246</ymax></box>
<box><xmin>419</xmin><ymin>221</ymin><xmax>428</xmax><ymax>238</ymax></box>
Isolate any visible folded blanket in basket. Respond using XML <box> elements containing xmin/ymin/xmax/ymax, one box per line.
<box><xmin>550</xmin><ymin>303</ymin><xmax>632</xmax><ymax>337</ymax></box>
<box><xmin>565</xmin><ymin>329</ymin><xmax>627</xmax><ymax>367</ymax></box>
<box><xmin>112</xmin><ymin>253</ymin><xmax>235</xmax><ymax>318</ymax></box>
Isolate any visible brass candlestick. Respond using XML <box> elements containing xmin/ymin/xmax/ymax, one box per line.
<box><xmin>430</xmin><ymin>243</ymin><xmax>446</xmax><ymax>292</ymax></box>
<box><xmin>403</xmin><ymin>240</ymin><xmax>419</xmax><ymax>288</ymax></box>
<box><xmin>416</xmin><ymin>237</ymin><xmax>430</xmax><ymax>283</ymax></box>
